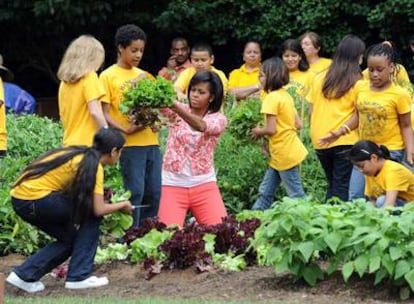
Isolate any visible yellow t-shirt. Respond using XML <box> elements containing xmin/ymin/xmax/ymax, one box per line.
<box><xmin>99</xmin><ymin>64</ymin><xmax>159</xmax><ymax>147</ymax></box>
<box><xmin>365</xmin><ymin>160</ymin><xmax>414</xmax><ymax>202</ymax></box>
<box><xmin>308</xmin><ymin>72</ymin><xmax>359</xmax><ymax>149</ymax></box>
<box><xmin>228</xmin><ymin>64</ymin><xmax>260</xmax><ymax>89</ymax></box>
<box><xmin>0</xmin><ymin>78</ymin><xmax>6</xmax><ymax>151</ymax></box>
<box><xmin>174</xmin><ymin>66</ymin><xmax>229</xmax><ymax>95</ymax></box>
<box><xmin>287</xmin><ymin>69</ymin><xmax>313</xmax><ymax>99</ymax></box>
<box><xmin>11</xmin><ymin>153</ymin><xmax>104</xmax><ymax>200</ymax></box>
<box><xmin>262</xmin><ymin>88</ymin><xmax>308</xmax><ymax>171</ymax></box>
<box><xmin>355</xmin><ymin>80</ymin><xmax>411</xmax><ymax>150</ymax></box>
<box><xmin>309</xmin><ymin>57</ymin><xmax>332</xmax><ymax>75</ymax></box>
<box><xmin>59</xmin><ymin>72</ymin><xmax>106</xmax><ymax>147</ymax></box>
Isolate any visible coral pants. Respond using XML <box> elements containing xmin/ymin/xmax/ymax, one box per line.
<box><xmin>158</xmin><ymin>181</ymin><xmax>227</xmax><ymax>227</ymax></box>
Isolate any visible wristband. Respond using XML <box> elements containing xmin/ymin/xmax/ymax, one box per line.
<box><xmin>342</xmin><ymin>124</ymin><xmax>351</xmax><ymax>134</ymax></box>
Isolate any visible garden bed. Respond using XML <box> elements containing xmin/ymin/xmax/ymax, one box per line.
<box><xmin>1</xmin><ymin>254</ymin><xmax>401</xmax><ymax>303</ymax></box>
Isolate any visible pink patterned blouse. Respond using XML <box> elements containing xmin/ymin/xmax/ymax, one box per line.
<box><xmin>162</xmin><ymin>103</ymin><xmax>227</xmax><ymax>175</ymax></box>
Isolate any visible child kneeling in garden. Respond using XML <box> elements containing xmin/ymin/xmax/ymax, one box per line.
<box><xmin>6</xmin><ymin>128</ymin><xmax>133</xmax><ymax>292</ymax></box>
<box><xmin>348</xmin><ymin>140</ymin><xmax>414</xmax><ymax>208</ymax></box>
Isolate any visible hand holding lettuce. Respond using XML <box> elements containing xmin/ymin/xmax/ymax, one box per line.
<box><xmin>119</xmin><ymin>76</ymin><xmax>176</xmax><ymax>128</ymax></box>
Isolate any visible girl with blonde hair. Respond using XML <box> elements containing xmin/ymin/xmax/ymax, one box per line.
<box><xmin>57</xmin><ymin>35</ymin><xmax>108</xmax><ymax>147</ymax></box>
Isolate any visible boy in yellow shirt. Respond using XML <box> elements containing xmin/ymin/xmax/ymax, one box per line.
<box><xmin>100</xmin><ymin>24</ymin><xmax>161</xmax><ymax>228</ymax></box>
<box><xmin>174</xmin><ymin>43</ymin><xmax>228</xmax><ymax>101</ymax></box>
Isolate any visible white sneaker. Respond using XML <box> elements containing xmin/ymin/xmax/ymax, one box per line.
<box><xmin>65</xmin><ymin>276</ymin><xmax>109</xmax><ymax>289</ymax></box>
<box><xmin>6</xmin><ymin>272</ymin><xmax>45</xmax><ymax>293</ymax></box>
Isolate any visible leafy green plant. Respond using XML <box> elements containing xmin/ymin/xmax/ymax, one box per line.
<box><xmin>95</xmin><ymin>243</ymin><xmax>130</xmax><ymax>264</ymax></box>
<box><xmin>0</xmin><ymin>114</ymin><xmax>62</xmax><ymax>255</ymax></box>
<box><xmin>130</xmin><ymin>229</ymin><xmax>173</xmax><ymax>264</ymax></box>
<box><xmin>251</xmin><ymin>198</ymin><xmax>414</xmax><ymax>299</ymax></box>
<box><xmin>227</xmin><ymin>97</ymin><xmax>262</xmax><ymax>144</ymax></box>
<box><xmin>214</xmin><ymin>132</ymin><xmax>267</xmax><ymax>212</ymax></box>
<box><xmin>119</xmin><ymin>76</ymin><xmax>176</xmax><ymax>127</ymax></box>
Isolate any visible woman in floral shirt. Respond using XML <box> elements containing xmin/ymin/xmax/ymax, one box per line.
<box><xmin>158</xmin><ymin>71</ymin><xmax>228</xmax><ymax>227</ymax></box>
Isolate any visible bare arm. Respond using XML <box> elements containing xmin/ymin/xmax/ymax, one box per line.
<box><xmin>295</xmin><ymin>113</ymin><xmax>303</xmax><ymax>130</ymax></box>
<box><xmin>174</xmin><ymin>86</ymin><xmax>187</xmax><ymax>101</ymax></box>
<box><xmin>398</xmin><ymin>112</ymin><xmax>414</xmax><ymax>164</ymax></box>
<box><xmin>382</xmin><ymin>190</ymin><xmax>399</xmax><ymax>208</ymax></box>
<box><xmin>171</xmin><ymin>101</ymin><xmax>206</xmax><ymax>132</ymax></box>
<box><xmin>93</xmin><ymin>193</ymin><xmax>134</xmax><ymax>217</ymax></box>
<box><xmin>88</xmin><ymin>100</ymin><xmax>108</xmax><ymax>129</ymax></box>
<box><xmin>318</xmin><ymin>110</ymin><xmax>359</xmax><ymax>146</ymax></box>
<box><xmin>229</xmin><ymin>84</ymin><xmax>260</xmax><ymax>101</ymax></box>
<box><xmin>252</xmin><ymin>114</ymin><xmax>277</xmax><ymax>137</ymax></box>
<box><xmin>102</xmin><ymin>103</ymin><xmax>144</xmax><ymax>135</ymax></box>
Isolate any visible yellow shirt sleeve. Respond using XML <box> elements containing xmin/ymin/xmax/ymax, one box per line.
<box><xmin>211</xmin><ymin>67</ymin><xmax>228</xmax><ymax>94</ymax></box>
<box><xmin>174</xmin><ymin>67</ymin><xmax>195</xmax><ymax>94</ymax></box>
<box><xmin>94</xmin><ymin>164</ymin><xmax>104</xmax><ymax>195</ymax></box>
<box><xmin>366</xmin><ymin>160</ymin><xmax>414</xmax><ymax>202</ymax></box>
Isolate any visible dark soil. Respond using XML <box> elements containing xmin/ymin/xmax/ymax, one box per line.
<box><xmin>1</xmin><ymin>254</ymin><xmax>403</xmax><ymax>303</ymax></box>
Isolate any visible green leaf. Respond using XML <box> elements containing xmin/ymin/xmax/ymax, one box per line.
<box><xmin>390</xmin><ymin>246</ymin><xmax>404</xmax><ymax>261</ymax></box>
<box><xmin>395</xmin><ymin>260</ymin><xmax>411</xmax><ymax>280</ymax></box>
<box><xmin>326</xmin><ymin>260</ymin><xmax>339</xmax><ymax>275</ymax></box>
<box><xmin>280</xmin><ymin>218</ymin><xmax>293</xmax><ymax>233</ymax></box>
<box><xmin>354</xmin><ymin>254</ymin><xmax>369</xmax><ymax>277</ymax></box>
<box><xmin>298</xmin><ymin>241</ymin><xmax>314</xmax><ymax>263</ymax></box>
<box><xmin>381</xmin><ymin>254</ymin><xmax>395</xmax><ymax>275</ymax></box>
<box><xmin>266</xmin><ymin>247</ymin><xmax>282</xmax><ymax>265</ymax></box>
<box><xmin>302</xmin><ymin>263</ymin><xmax>324</xmax><ymax>286</ymax></box>
<box><xmin>342</xmin><ymin>261</ymin><xmax>354</xmax><ymax>282</ymax></box>
<box><xmin>323</xmin><ymin>232</ymin><xmax>342</xmax><ymax>253</ymax></box>
<box><xmin>374</xmin><ymin>268</ymin><xmax>388</xmax><ymax>285</ymax></box>
<box><xmin>203</xmin><ymin>233</ymin><xmax>216</xmax><ymax>255</ymax></box>
<box><xmin>275</xmin><ymin>253</ymin><xmax>290</xmax><ymax>273</ymax></box>
<box><xmin>404</xmin><ymin>269</ymin><xmax>414</xmax><ymax>291</ymax></box>
<box><xmin>369</xmin><ymin>256</ymin><xmax>381</xmax><ymax>273</ymax></box>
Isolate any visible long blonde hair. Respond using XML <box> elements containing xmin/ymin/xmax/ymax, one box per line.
<box><xmin>57</xmin><ymin>35</ymin><xmax>105</xmax><ymax>83</ymax></box>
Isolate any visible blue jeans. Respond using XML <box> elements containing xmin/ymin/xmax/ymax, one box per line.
<box><xmin>349</xmin><ymin>150</ymin><xmax>404</xmax><ymax>200</ymax></box>
<box><xmin>375</xmin><ymin>195</ymin><xmax>406</xmax><ymax>208</ymax></box>
<box><xmin>315</xmin><ymin>145</ymin><xmax>353</xmax><ymax>202</ymax></box>
<box><xmin>252</xmin><ymin>165</ymin><xmax>306</xmax><ymax>211</ymax></box>
<box><xmin>120</xmin><ymin>146</ymin><xmax>161</xmax><ymax>227</ymax></box>
<box><xmin>11</xmin><ymin>193</ymin><xmax>101</xmax><ymax>282</ymax></box>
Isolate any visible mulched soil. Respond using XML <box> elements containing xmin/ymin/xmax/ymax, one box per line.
<box><xmin>1</xmin><ymin>254</ymin><xmax>403</xmax><ymax>303</ymax></box>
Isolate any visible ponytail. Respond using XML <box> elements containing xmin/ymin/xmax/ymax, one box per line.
<box><xmin>69</xmin><ymin>148</ymin><xmax>101</xmax><ymax>225</ymax></box>
<box><xmin>348</xmin><ymin>140</ymin><xmax>392</xmax><ymax>163</ymax></box>
<box><xmin>13</xmin><ymin>127</ymin><xmax>126</xmax><ymax>225</ymax></box>
<box><xmin>68</xmin><ymin>128</ymin><xmax>125</xmax><ymax>225</ymax></box>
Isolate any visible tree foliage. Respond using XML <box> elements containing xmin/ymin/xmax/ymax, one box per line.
<box><xmin>0</xmin><ymin>0</ymin><xmax>413</xmax><ymax>95</ymax></box>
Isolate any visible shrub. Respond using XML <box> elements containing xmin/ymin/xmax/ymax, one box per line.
<box><xmin>0</xmin><ymin>114</ymin><xmax>62</xmax><ymax>255</ymax></box>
